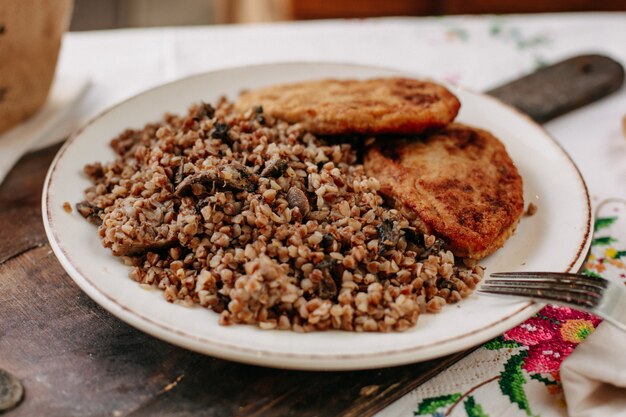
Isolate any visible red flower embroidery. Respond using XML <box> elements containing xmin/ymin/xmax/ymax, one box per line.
<box><xmin>503</xmin><ymin>305</ymin><xmax>601</xmax><ymax>374</ymax></box>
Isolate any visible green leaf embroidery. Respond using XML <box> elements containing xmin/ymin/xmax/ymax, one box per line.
<box><xmin>615</xmin><ymin>250</ymin><xmax>626</xmax><ymax>259</ymax></box>
<box><xmin>594</xmin><ymin>216</ymin><xmax>617</xmax><ymax>232</ymax></box>
<box><xmin>483</xmin><ymin>335</ymin><xmax>522</xmax><ymax>350</ymax></box>
<box><xmin>415</xmin><ymin>393</ymin><xmax>461</xmax><ymax>415</ymax></box>
<box><xmin>530</xmin><ymin>373</ymin><xmax>557</xmax><ymax>386</ymax></box>
<box><xmin>582</xmin><ymin>269</ymin><xmax>603</xmax><ymax>278</ymax></box>
<box><xmin>516</xmin><ymin>35</ymin><xmax>549</xmax><ymax>50</ymax></box>
<box><xmin>464</xmin><ymin>396</ymin><xmax>490</xmax><ymax>417</ymax></box>
<box><xmin>533</xmin><ymin>55</ymin><xmax>548</xmax><ymax>69</ymax></box>
<box><xmin>499</xmin><ymin>351</ymin><xmax>534</xmax><ymax>416</ymax></box>
<box><xmin>591</xmin><ymin>236</ymin><xmax>617</xmax><ymax>246</ymax></box>
<box><xmin>489</xmin><ymin>20</ymin><xmax>503</xmax><ymax>36</ymax></box>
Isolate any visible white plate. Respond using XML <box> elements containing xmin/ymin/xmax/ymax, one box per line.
<box><xmin>43</xmin><ymin>63</ymin><xmax>591</xmax><ymax>370</ymax></box>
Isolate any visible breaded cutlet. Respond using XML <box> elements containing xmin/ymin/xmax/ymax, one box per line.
<box><xmin>364</xmin><ymin>123</ymin><xmax>524</xmax><ymax>259</ymax></box>
<box><xmin>235</xmin><ymin>78</ymin><xmax>460</xmax><ymax>135</ymax></box>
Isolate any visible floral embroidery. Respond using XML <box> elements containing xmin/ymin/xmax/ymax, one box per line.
<box><xmin>488</xmin><ymin>18</ymin><xmax>551</xmax><ymax>50</ymax></box>
<box><xmin>584</xmin><ymin>213</ymin><xmax>626</xmax><ymax>281</ymax></box>
<box><xmin>503</xmin><ymin>305</ymin><xmax>601</xmax><ymax>375</ymax></box>
<box><xmin>414</xmin><ymin>204</ymin><xmax>626</xmax><ymax>416</ymax></box>
<box><xmin>560</xmin><ymin>319</ymin><xmax>595</xmax><ymax>343</ymax></box>
<box><xmin>488</xmin><ymin>18</ymin><xmax>551</xmax><ymax>70</ymax></box>
<box><xmin>415</xmin><ymin>393</ymin><xmax>462</xmax><ymax>416</ymax></box>
<box><xmin>445</xmin><ymin>28</ymin><xmax>469</xmax><ymax>42</ymax></box>
<box><xmin>463</xmin><ymin>396</ymin><xmax>489</xmax><ymax>417</ymax></box>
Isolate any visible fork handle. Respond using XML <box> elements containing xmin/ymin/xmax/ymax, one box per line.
<box><xmin>486</xmin><ymin>54</ymin><xmax>625</xmax><ymax>123</ymax></box>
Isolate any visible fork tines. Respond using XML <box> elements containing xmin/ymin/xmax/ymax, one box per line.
<box><xmin>479</xmin><ymin>272</ymin><xmax>608</xmax><ymax>310</ymax></box>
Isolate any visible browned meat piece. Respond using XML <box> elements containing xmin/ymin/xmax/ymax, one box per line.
<box><xmin>364</xmin><ymin>123</ymin><xmax>524</xmax><ymax>260</ymax></box>
<box><xmin>235</xmin><ymin>77</ymin><xmax>460</xmax><ymax>135</ymax></box>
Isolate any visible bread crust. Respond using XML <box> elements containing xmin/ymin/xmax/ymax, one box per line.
<box><xmin>236</xmin><ymin>78</ymin><xmax>460</xmax><ymax>135</ymax></box>
<box><xmin>364</xmin><ymin>123</ymin><xmax>524</xmax><ymax>259</ymax></box>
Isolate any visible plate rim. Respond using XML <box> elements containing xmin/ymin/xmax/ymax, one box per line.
<box><xmin>42</xmin><ymin>61</ymin><xmax>591</xmax><ymax>369</ymax></box>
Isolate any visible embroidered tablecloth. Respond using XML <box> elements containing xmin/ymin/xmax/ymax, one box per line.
<box><xmin>380</xmin><ymin>200</ymin><xmax>626</xmax><ymax>417</ymax></box>
<box><xmin>50</xmin><ymin>12</ymin><xmax>626</xmax><ymax>416</ymax></box>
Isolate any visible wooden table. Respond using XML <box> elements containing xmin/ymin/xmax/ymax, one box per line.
<box><xmin>0</xmin><ymin>144</ymin><xmax>471</xmax><ymax>416</ymax></box>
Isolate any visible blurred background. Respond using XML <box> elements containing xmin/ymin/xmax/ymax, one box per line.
<box><xmin>70</xmin><ymin>0</ymin><xmax>626</xmax><ymax>30</ymax></box>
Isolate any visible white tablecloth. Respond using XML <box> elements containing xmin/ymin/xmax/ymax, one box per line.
<box><xmin>54</xmin><ymin>13</ymin><xmax>626</xmax><ymax>204</ymax></box>
<box><xmin>49</xmin><ymin>13</ymin><xmax>626</xmax><ymax>417</ymax></box>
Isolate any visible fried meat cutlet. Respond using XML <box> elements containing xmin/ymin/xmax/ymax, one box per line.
<box><xmin>364</xmin><ymin>123</ymin><xmax>524</xmax><ymax>260</ymax></box>
<box><xmin>235</xmin><ymin>78</ymin><xmax>460</xmax><ymax>135</ymax></box>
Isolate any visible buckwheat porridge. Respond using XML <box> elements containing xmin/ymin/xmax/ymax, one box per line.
<box><xmin>77</xmin><ymin>99</ymin><xmax>483</xmax><ymax>332</ymax></box>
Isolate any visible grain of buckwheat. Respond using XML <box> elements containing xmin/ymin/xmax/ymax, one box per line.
<box><xmin>78</xmin><ymin>99</ymin><xmax>483</xmax><ymax>332</ymax></box>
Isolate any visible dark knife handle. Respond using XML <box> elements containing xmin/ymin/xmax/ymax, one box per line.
<box><xmin>486</xmin><ymin>54</ymin><xmax>624</xmax><ymax>123</ymax></box>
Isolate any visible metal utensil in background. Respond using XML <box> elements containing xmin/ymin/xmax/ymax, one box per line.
<box><xmin>487</xmin><ymin>54</ymin><xmax>624</xmax><ymax>123</ymax></box>
<box><xmin>480</xmin><ymin>272</ymin><xmax>626</xmax><ymax>332</ymax></box>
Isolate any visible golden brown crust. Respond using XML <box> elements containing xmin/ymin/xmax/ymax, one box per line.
<box><xmin>364</xmin><ymin>123</ymin><xmax>524</xmax><ymax>259</ymax></box>
<box><xmin>235</xmin><ymin>78</ymin><xmax>460</xmax><ymax>135</ymax></box>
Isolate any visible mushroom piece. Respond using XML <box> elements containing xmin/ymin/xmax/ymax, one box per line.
<box><xmin>174</xmin><ymin>163</ymin><xmax>256</xmax><ymax>197</ymax></box>
<box><xmin>260</xmin><ymin>158</ymin><xmax>288</xmax><ymax>178</ymax></box>
<box><xmin>76</xmin><ymin>201</ymin><xmax>104</xmax><ymax>226</ymax></box>
<box><xmin>316</xmin><ymin>256</ymin><xmax>340</xmax><ymax>300</ymax></box>
<box><xmin>377</xmin><ymin>219</ymin><xmax>400</xmax><ymax>249</ymax></box>
<box><xmin>192</xmin><ymin>102</ymin><xmax>215</xmax><ymax>120</ymax></box>
<box><xmin>286</xmin><ymin>186</ymin><xmax>310</xmax><ymax>218</ymax></box>
<box><xmin>115</xmin><ymin>237</ymin><xmax>178</xmax><ymax>257</ymax></box>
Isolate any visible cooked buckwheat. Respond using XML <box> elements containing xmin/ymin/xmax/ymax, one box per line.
<box><xmin>78</xmin><ymin>99</ymin><xmax>483</xmax><ymax>332</ymax></box>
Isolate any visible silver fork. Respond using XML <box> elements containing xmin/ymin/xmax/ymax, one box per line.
<box><xmin>479</xmin><ymin>272</ymin><xmax>626</xmax><ymax>333</ymax></box>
